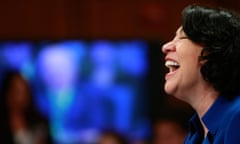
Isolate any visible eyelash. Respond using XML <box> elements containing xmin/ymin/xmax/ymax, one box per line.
<box><xmin>179</xmin><ymin>36</ymin><xmax>188</xmax><ymax>40</ymax></box>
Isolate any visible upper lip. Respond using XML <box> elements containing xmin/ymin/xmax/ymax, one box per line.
<box><xmin>164</xmin><ymin>56</ymin><xmax>180</xmax><ymax>70</ymax></box>
<box><xmin>165</xmin><ymin>56</ymin><xmax>177</xmax><ymax>63</ymax></box>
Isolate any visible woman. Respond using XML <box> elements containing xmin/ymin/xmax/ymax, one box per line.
<box><xmin>162</xmin><ymin>4</ymin><xmax>240</xmax><ymax>143</ymax></box>
<box><xmin>0</xmin><ymin>70</ymin><xmax>53</xmax><ymax>144</ymax></box>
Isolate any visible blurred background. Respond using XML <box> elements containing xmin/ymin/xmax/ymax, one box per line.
<box><xmin>0</xmin><ymin>0</ymin><xmax>239</xmax><ymax>143</ymax></box>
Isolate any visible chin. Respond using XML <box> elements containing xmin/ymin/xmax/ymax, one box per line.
<box><xmin>164</xmin><ymin>85</ymin><xmax>176</xmax><ymax>96</ymax></box>
<box><xmin>164</xmin><ymin>84</ymin><xmax>184</xmax><ymax>100</ymax></box>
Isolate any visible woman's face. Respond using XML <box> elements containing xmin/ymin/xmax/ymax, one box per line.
<box><xmin>162</xmin><ymin>26</ymin><xmax>204</xmax><ymax>101</ymax></box>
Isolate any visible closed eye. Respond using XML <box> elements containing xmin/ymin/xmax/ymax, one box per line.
<box><xmin>179</xmin><ymin>36</ymin><xmax>188</xmax><ymax>40</ymax></box>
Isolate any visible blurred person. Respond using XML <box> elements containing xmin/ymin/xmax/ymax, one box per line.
<box><xmin>162</xmin><ymin>4</ymin><xmax>240</xmax><ymax>143</ymax></box>
<box><xmin>152</xmin><ymin>108</ymin><xmax>190</xmax><ymax>144</ymax></box>
<box><xmin>0</xmin><ymin>70</ymin><xmax>53</xmax><ymax>144</ymax></box>
<box><xmin>153</xmin><ymin>120</ymin><xmax>186</xmax><ymax>144</ymax></box>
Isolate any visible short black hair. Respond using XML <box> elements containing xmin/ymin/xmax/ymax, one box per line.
<box><xmin>182</xmin><ymin>4</ymin><xmax>240</xmax><ymax>99</ymax></box>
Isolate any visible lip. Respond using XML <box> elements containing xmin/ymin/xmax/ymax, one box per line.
<box><xmin>165</xmin><ymin>68</ymin><xmax>178</xmax><ymax>80</ymax></box>
<box><xmin>165</xmin><ymin>56</ymin><xmax>177</xmax><ymax>62</ymax></box>
<box><xmin>164</xmin><ymin>57</ymin><xmax>179</xmax><ymax>80</ymax></box>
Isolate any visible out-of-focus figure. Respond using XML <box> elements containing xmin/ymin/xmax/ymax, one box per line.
<box><xmin>0</xmin><ymin>70</ymin><xmax>52</xmax><ymax>144</ymax></box>
<box><xmin>153</xmin><ymin>119</ymin><xmax>187</xmax><ymax>144</ymax></box>
<box><xmin>152</xmin><ymin>106</ymin><xmax>191</xmax><ymax>144</ymax></box>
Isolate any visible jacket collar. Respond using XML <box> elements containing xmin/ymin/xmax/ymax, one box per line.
<box><xmin>201</xmin><ymin>96</ymin><xmax>232</xmax><ymax>135</ymax></box>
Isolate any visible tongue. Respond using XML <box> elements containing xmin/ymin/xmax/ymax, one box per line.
<box><xmin>170</xmin><ymin>66</ymin><xmax>178</xmax><ymax>72</ymax></box>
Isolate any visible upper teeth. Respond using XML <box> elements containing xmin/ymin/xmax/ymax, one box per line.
<box><xmin>165</xmin><ymin>61</ymin><xmax>179</xmax><ymax>67</ymax></box>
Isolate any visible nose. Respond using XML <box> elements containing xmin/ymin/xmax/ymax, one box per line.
<box><xmin>162</xmin><ymin>41</ymin><xmax>176</xmax><ymax>54</ymax></box>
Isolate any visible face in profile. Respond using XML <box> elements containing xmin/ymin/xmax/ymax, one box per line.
<box><xmin>6</xmin><ymin>74</ymin><xmax>30</xmax><ymax>112</ymax></box>
<box><xmin>162</xmin><ymin>26</ymin><xmax>204</xmax><ymax>100</ymax></box>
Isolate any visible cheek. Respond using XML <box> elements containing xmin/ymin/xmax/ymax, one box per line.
<box><xmin>180</xmin><ymin>50</ymin><xmax>202</xmax><ymax>76</ymax></box>
<box><xmin>180</xmin><ymin>57</ymin><xmax>202</xmax><ymax>82</ymax></box>
<box><xmin>178</xmin><ymin>42</ymin><xmax>202</xmax><ymax>61</ymax></box>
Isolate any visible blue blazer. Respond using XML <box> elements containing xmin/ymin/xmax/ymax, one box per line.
<box><xmin>184</xmin><ymin>96</ymin><xmax>240</xmax><ymax>144</ymax></box>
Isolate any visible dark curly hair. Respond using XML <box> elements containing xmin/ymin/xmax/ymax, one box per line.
<box><xmin>182</xmin><ymin>5</ymin><xmax>240</xmax><ymax>99</ymax></box>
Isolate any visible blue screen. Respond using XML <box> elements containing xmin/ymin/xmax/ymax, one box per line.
<box><xmin>0</xmin><ymin>40</ymin><xmax>150</xmax><ymax>143</ymax></box>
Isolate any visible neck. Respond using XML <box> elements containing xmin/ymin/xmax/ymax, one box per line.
<box><xmin>187</xmin><ymin>84</ymin><xmax>219</xmax><ymax>137</ymax></box>
<box><xmin>190</xmin><ymin>88</ymin><xmax>218</xmax><ymax>117</ymax></box>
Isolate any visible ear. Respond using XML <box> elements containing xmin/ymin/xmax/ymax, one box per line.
<box><xmin>198</xmin><ymin>48</ymin><xmax>208</xmax><ymax>65</ymax></box>
<box><xmin>199</xmin><ymin>58</ymin><xmax>207</xmax><ymax>65</ymax></box>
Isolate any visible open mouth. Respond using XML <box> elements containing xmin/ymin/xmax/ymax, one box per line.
<box><xmin>165</xmin><ymin>60</ymin><xmax>180</xmax><ymax>73</ymax></box>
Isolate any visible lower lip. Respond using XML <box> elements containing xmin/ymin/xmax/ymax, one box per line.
<box><xmin>165</xmin><ymin>69</ymin><xmax>178</xmax><ymax>80</ymax></box>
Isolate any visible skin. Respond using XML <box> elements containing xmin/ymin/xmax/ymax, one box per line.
<box><xmin>6</xmin><ymin>75</ymin><xmax>30</xmax><ymax>113</ymax></box>
<box><xmin>3</xmin><ymin>73</ymin><xmax>50</xmax><ymax>144</ymax></box>
<box><xmin>162</xmin><ymin>26</ymin><xmax>203</xmax><ymax>101</ymax></box>
<box><xmin>5</xmin><ymin>75</ymin><xmax>30</xmax><ymax>132</ymax></box>
<box><xmin>162</xmin><ymin>26</ymin><xmax>219</xmax><ymax>137</ymax></box>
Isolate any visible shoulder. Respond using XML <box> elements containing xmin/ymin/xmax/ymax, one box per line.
<box><xmin>224</xmin><ymin>97</ymin><xmax>240</xmax><ymax>143</ymax></box>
